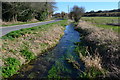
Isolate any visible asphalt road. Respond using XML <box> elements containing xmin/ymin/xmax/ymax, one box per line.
<box><xmin>0</xmin><ymin>20</ymin><xmax>61</xmax><ymax>37</ymax></box>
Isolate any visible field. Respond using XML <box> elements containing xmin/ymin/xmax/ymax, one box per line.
<box><xmin>81</xmin><ymin>17</ymin><xmax>120</xmax><ymax>33</ymax></box>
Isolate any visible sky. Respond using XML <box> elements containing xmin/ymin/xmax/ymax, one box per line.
<box><xmin>54</xmin><ymin>2</ymin><xmax>118</xmax><ymax>13</ymax></box>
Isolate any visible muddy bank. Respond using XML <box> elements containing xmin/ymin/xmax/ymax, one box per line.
<box><xmin>75</xmin><ymin>20</ymin><xmax>120</xmax><ymax>78</ymax></box>
<box><xmin>1</xmin><ymin>20</ymin><xmax>69</xmax><ymax>78</ymax></box>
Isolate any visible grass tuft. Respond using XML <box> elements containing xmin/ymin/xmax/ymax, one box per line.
<box><xmin>20</xmin><ymin>49</ymin><xmax>35</xmax><ymax>61</ymax></box>
<box><xmin>1</xmin><ymin>57</ymin><xmax>20</xmax><ymax>78</ymax></box>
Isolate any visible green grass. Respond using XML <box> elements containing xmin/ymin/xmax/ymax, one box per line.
<box><xmin>97</xmin><ymin>24</ymin><xmax>120</xmax><ymax>32</ymax></box>
<box><xmin>2</xmin><ymin>21</ymin><xmax>40</xmax><ymax>27</ymax></box>
<box><xmin>1</xmin><ymin>20</ymin><xmax>69</xmax><ymax>78</ymax></box>
<box><xmin>2</xmin><ymin>19</ymin><xmax>54</xmax><ymax>27</ymax></box>
<box><xmin>82</xmin><ymin>17</ymin><xmax>120</xmax><ymax>33</ymax></box>
<box><xmin>1</xmin><ymin>57</ymin><xmax>20</xmax><ymax>78</ymax></box>
<box><xmin>82</xmin><ymin>17</ymin><xmax>118</xmax><ymax>24</ymax></box>
<box><xmin>79</xmin><ymin>67</ymin><xmax>102</xmax><ymax>78</ymax></box>
<box><xmin>1</xmin><ymin>20</ymin><xmax>68</xmax><ymax>40</ymax></box>
<box><xmin>20</xmin><ymin>49</ymin><xmax>35</xmax><ymax>61</ymax></box>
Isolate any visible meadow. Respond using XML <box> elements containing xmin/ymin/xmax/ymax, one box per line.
<box><xmin>82</xmin><ymin>17</ymin><xmax>119</xmax><ymax>33</ymax></box>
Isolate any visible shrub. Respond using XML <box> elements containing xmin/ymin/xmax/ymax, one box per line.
<box><xmin>35</xmin><ymin>11</ymin><xmax>48</xmax><ymax>21</ymax></box>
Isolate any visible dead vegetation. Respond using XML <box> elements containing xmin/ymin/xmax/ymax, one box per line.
<box><xmin>79</xmin><ymin>49</ymin><xmax>103</xmax><ymax>71</ymax></box>
<box><xmin>76</xmin><ymin>20</ymin><xmax>120</xmax><ymax>78</ymax></box>
<box><xmin>1</xmin><ymin>22</ymin><xmax>66</xmax><ymax>67</ymax></box>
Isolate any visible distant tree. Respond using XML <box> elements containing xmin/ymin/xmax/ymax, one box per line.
<box><xmin>69</xmin><ymin>12</ymin><xmax>73</xmax><ymax>20</ymax></box>
<box><xmin>70</xmin><ymin>5</ymin><xmax>85</xmax><ymax>22</ymax></box>
<box><xmin>53</xmin><ymin>13</ymin><xmax>61</xmax><ymax>18</ymax></box>
<box><xmin>89</xmin><ymin>10</ymin><xmax>94</xmax><ymax>13</ymax></box>
<box><xmin>97</xmin><ymin>10</ymin><xmax>102</xmax><ymax>13</ymax></box>
<box><xmin>61</xmin><ymin>11</ymin><xmax>68</xmax><ymax>19</ymax></box>
<box><xmin>84</xmin><ymin>9</ymin><xmax>120</xmax><ymax>17</ymax></box>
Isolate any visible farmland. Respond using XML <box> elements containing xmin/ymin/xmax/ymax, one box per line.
<box><xmin>82</xmin><ymin>17</ymin><xmax>120</xmax><ymax>32</ymax></box>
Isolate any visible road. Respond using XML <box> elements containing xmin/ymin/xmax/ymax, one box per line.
<box><xmin>0</xmin><ymin>20</ymin><xmax>61</xmax><ymax>37</ymax></box>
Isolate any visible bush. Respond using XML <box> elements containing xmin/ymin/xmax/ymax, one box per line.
<box><xmin>35</xmin><ymin>11</ymin><xmax>48</xmax><ymax>21</ymax></box>
<box><xmin>17</xmin><ymin>9</ymin><xmax>34</xmax><ymax>22</ymax></box>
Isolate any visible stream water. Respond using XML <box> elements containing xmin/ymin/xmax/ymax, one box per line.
<box><xmin>11</xmin><ymin>23</ymin><xmax>84</xmax><ymax>79</ymax></box>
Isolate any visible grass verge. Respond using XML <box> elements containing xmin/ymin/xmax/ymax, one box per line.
<box><xmin>1</xmin><ymin>20</ymin><xmax>69</xmax><ymax>78</ymax></box>
<box><xmin>2</xmin><ymin>19</ymin><xmax>53</xmax><ymax>27</ymax></box>
<box><xmin>2</xmin><ymin>21</ymin><xmax>40</xmax><ymax>27</ymax></box>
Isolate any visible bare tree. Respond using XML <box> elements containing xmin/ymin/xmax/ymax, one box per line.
<box><xmin>70</xmin><ymin>5</ymin><xmax>85</xmax><ymax>22</ymax></box>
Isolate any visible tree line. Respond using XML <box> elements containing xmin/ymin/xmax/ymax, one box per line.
<box><xmin>84</xmin><ymin>9</ymin><xmax>120</xmax><ymax>17</ymax></box>
<box><xmin>2</xmin><ymin>2</ymin><xmax>56</xmax><ymax>22</ymax></box>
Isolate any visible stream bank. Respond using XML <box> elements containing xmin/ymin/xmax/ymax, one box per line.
<box><xmin>9</xmin><ymin>23</ymin><xmax>85</xmax><ymax>79</ymax></box>
<box><xmin>1</xmin><ymin>20</ymin><xmax>69</xmax><ymax>78</ymax></box>
<box><xmin>75</xmin><ymin>20</ymin><xmax>120</xmax><ymax>79</ymax></box>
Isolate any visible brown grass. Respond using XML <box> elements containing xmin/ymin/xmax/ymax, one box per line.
<box><xmin>76</xmin><ymin>20</ymin><xmax>120</xmax><ymax>78</ymax></box>
<box><xmin>1</xmin><ymin>24</ymin><xmax>65</xmax><ymax>66</ymax></box>
<box><xmin>79</xmin><ymin>49</ymin><xmax>103</xmax><ymax>71</ymax></box>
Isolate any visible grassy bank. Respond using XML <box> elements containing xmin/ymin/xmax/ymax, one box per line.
<box><xmin>74</xmin><ymin>41</ymin><xmax>106</xmax><ymax>78</ymax></box>
<box><xmin>0</xmin><ymin>20</ymin><xmax>69</xmax><ymax>78</ymax></box>
<box><xmin>2</xmin><ymin>19</ymin><xmax>53</xmax><ymax>27</ymax></box>
<box><xmin>82</xmin><ymin>17</ymin><xmax>120</xmax><ymax>33</ymax></box>
<box><xmin>2</xmin><ymin>21</ymin><xmax>39</xmax><ymax>27</ymax></box>
<box><xmin>74</xmin><ymin>20</ymin><xmax>120</xmax><ymax>78</ymax></box>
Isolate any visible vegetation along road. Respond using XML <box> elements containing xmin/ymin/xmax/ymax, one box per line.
<box><xmin>0</xmin><ymin>20</ymin><xmax>61</xmax><ymax>37</ymax></box>
<box><xmin>1</xmin><ymin>1</ymin><xmax>120</xmax><ymax>79</ymax></box>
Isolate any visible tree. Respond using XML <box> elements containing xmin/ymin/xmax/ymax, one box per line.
<box><xmin>69</xmin><ymin>12</ymin><xmax>74</xmax><ymax>20</ymax></box>
<box><xmin>61</xmin><ymin>11</ymin><xmax>67</xmax><ymax>19</ymax></box>
<box><xmin>70</xmin><ymin>5</ymin><xmax>85</xmax><ymax>22</ymax></box>
<box><xmin>2</xmin><ymin>2</ymin><xmax>56</xmax><ymax>22</ymax></box>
